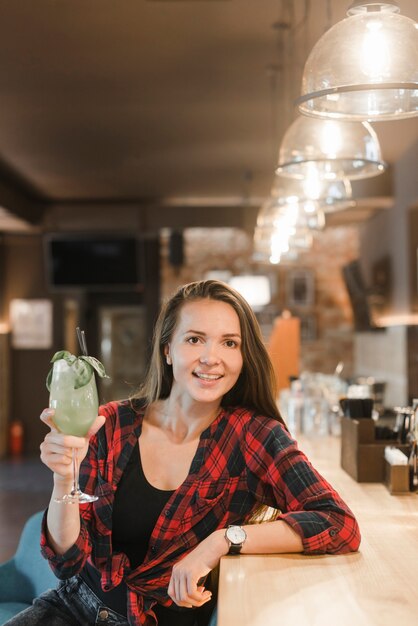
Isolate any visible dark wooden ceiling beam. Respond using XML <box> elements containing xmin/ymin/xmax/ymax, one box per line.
<box><xmin>0</xmin><ymin>175</ymin><xmax>46</xmax><ymax>225</ymax></box>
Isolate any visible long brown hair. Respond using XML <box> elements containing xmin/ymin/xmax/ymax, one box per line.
<box><xmin>132</xmin><ymin>279</ymin><xmax>285</xmax><ymax>427</ymax></box>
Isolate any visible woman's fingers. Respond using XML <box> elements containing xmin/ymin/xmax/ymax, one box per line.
<box><xmin>170</xmin><ymin>578</ymin><xmax>193</xmax><ymax>608</ymax></box>
<box><xmin>41</xmin><ymin>409</ymin><xmax>105</xmax><ymax>440</ymax></box>
<box><xmin>44</xmin><ymin>431</ymin><xmax>87</xmax><ymax>449</ymax></box>
<box><xmin>40</xmin><ymin>424</ymin><xmax>89</xmax><ymax>477</ymax></box>
<box><xmin>41</xmin><ymin>452</ymin><xmax>72</xmax><ymax>471</ymax></box>
<box><xmin>186</xmin><ymin>584</ymin><xmax>211</xmax><ymax>606</ymax></box>
<box><xmin>168</xmin><ymin>548</ymin><xmax>213</xmax><ymax>607</ymax></box>
<box><xmin>168</xmin><ymin>570</ymin><xmax>212</xmax><ymax>607</ymax></box>
<box><xmin>40</xmin><ymin>408</ymin><xmax>59</xmax><ymax>432</ymax></box>
<box><xmin>175</xmin><ymin>577</ymin><xmax>191</xmax><ymax>608</ymax></box>
<box><xmin>40</xmin><ymin>441</ymin><xmax>73</xmax><ymax>476</ymax></box>
<box><xmin>40</xmin><ymin>440</ymin><xmax>72</xmax><ymax>457</ymax></box>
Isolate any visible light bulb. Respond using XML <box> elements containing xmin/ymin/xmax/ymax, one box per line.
<box><xmin>303</xmin><ymin>165</ymin><xmax>323</xmax><ymax>199</ymax></box>
<box><xmin>271</xmin><ymin>230</ymin><xmax>290</xmax><ymax>255</ymax></box>
<box><xmin>361</xmin><ymin>19</ymin><xmax>391</xmax><ymax>79</ymax></box>
<box><xmin>319</xmin><ymin>121</ymin><xmax>343</xmax><ymax>158</ymax></box>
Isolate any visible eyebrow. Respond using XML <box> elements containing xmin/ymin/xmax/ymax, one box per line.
<box><xmin>184</xmin><ymin>329</ymin><xmax>241</xmax><ymax>338</ymax></box>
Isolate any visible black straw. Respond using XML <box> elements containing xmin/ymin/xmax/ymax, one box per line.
<box><xmin>76</xmin><ymin>326</ymin><xmax>88</xmax><ymax>356</ymax></box>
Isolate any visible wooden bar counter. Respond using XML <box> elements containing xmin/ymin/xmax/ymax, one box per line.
<box><xmin>217</xmin><ymin>435</ymin><xmax>418</xmax><ymax>626</ymax></box>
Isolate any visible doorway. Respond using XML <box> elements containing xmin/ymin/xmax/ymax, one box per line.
<box><xmin>99</xmin><ymin>305</ymin><xmax>147</xmax><ymax>402</ymax></box>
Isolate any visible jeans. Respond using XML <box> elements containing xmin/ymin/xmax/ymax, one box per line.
<box><xmin>3</xmin><ymin>575</ymin><xmax>130</xmax><ymax>626</ymax></box>
<box><xmin>3</xmin><ymin>576</ymin><xmax>218</xmax><ymax>626</ymax></box>
<box><xmin>207</xmin><ymin>607</ymin><xmax>217</xmax><ymax>626</ymax></box>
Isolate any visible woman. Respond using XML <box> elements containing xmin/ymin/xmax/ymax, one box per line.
<box><xmin>6</xmin><ymin>280</ymin><xmax>360</xmax><ymax>626</ymax></box>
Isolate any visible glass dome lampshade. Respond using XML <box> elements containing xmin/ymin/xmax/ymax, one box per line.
<box><xmin>253</xmin><ymin>223</ymin><xmax>311</xmax><ymax>265</ymax></box>
<box><xmin>276</xmin><ymin>115</ymin><xmax>386</xmax><ymax>180</ymax></box>
<box><xmin>257</xmin><ymin>198</ymin><xmax>326</xmax><ymax>232</ymax></box>
<box><xmin>270</xmin><ymin>174</ymin><xmax>355</xmax><ymax>214</ymax></box>
<box><xmin>286</xmin><ymin>229</ymin><xmax>314</xmax><ymax>253</ymax></box>
<box><xmin>253</xmin><ymin>223</ymin><xmax>292</xmax><ymax>265</ymax></box>
<box><xmin>254</xmin><ymin>198</ymin><xmax>323</xmax><ymax>264</ymax></box>
<box><xmin>297</xmin><ymin>1</ymin><xmax>418</xmax><ymax>121</ymax></box>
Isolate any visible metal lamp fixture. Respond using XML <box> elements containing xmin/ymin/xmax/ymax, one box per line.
<box><xmin>276</xmin><ymin>115</ymin><xmax>386</xmax><ymax>180</ymax></box>
<box><xmin>297</xmin><ymin>1</ymin><xmax>418</xmax><ymax>121</ymax></box>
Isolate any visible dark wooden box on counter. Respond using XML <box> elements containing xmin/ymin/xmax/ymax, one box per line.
<box><xmin>384</xmin><ymin>460</ymin><xmax>410</xmax><ymax>494</ymax></box>
<box><xmin>340</xmin><ymin>417</ymin><xmax>409</xmax><ymax>482</ymax></box>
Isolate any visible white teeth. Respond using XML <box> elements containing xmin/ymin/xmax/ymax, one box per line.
<box><xmin>195</xmin><ymin>373</ymin><xmax>221</xmax><ymax>380</ymax></box>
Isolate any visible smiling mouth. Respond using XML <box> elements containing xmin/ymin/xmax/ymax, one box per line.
<box><xmin>193</xmin><ymin>372</ymin><xmax>223</xmax><ymax>381</ymax></box>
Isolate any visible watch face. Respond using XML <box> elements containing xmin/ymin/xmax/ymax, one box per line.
<box><xmin>227</xmin><ymin>526</ymin><xmax>246</xmax><ymax>544</ymax></box>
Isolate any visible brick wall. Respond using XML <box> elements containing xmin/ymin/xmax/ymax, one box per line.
<box><xmin>160</xmin><ymin>225</ymin><xmax>359</xmax><ymax>379</ymax></box>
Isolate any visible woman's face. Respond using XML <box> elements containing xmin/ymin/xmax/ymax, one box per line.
<box><xmin>165</xmin><ymin>299</ymin><xmax>243</xmax><ymax>407</ymax></box>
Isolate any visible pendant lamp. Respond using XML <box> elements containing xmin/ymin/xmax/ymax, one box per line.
<box><xmin>257</xmin><ymin>197</ymin><xmax>326</xmax><ymax>233</ymax></box>
<box><xmin>276</xmin><ymin>115</ymin><xmax>386</xmax><ymax>180</ymax></box>
<box><xmin>253</xmin><ymin>196</ymin><xmax>323</xmax><ymax>264</ymax></box>
<box><xmin>297</xmin><ymin>1</ymin><xmax>418</xmax><ymax>121</ymax></box>
<box><xmin>253</xmin><ymin>221</ymin><xmax>313</xmax><ymax>265</ymax></box>
<box><xmin>253</xmin><ymin>214</ymin><xmax>313</xmax><ymax>265</ymax></box>
<box><xmin>270</xmin><ymin>174</ymin><xmax>355</xmax><ymax>214</ymax></box>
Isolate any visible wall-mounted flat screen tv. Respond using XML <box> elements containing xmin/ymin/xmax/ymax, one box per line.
<box><xmin>44</xmin><ymin>234</ymin><xmax>143</xmax><ymax>291</ymax></box>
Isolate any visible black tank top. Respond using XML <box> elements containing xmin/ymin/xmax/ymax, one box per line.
<box><xmin>81</xmin><ymin>442</ymin><xmax>214</xmax><ymax>625</ymax></box>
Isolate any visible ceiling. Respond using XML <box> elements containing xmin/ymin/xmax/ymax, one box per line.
<box><xmin>0</xmin><ymin>0</ymin><xmax>417</xmax><ymax>231</ymax></box>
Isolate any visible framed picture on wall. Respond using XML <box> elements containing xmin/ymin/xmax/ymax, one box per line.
<box><xmin>286</xmin><ymin>269</ymin><xmax>315</xmax><ymax>307</ymax></box>
<box><xmin>9</xmin><ymin>299</ymin><xmax>53</xmax><ymax>349</ymax></box>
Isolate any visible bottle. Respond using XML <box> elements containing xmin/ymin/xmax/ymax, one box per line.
<box><xmin>287</xmin><ymin>379</ymin><xmax>303</xmax><ymax>437</ymax></box>
<box><xmin>9</xmin><ymin>420</ymin><xmax>24</xmax><ymax>457</ymax></box>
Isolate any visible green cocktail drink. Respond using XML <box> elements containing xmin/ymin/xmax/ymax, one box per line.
<box><xmin>49</xmin><ymin>358</ymin><xmax>99</xmax><ymax>436</ymax></box>
<box><xmin>46</xmin><ymin>349</ymin><xmax>108</xmax><ymax>503</ymax></box>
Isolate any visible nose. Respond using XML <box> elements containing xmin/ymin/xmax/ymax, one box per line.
<box><xmin>199</xmin><ymin>343</ymin><xmax>220</xmax><ymax>366</ymax></box>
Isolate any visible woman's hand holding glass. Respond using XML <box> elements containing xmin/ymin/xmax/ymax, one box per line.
<box><xmin>40</xmin><ymin>409</ymin><xmax>105</xmax><ymax>496</ymax></box>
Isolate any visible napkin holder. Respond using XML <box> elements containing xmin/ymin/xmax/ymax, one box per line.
<box><xmin>341</xmin><ymin>417</ymin><xmax>409</xmax><ymax>482</ymax></box>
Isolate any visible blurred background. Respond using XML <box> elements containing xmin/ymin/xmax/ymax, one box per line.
<box><xmin>0</xmin><ymin>0</ymin><xmax>417</xmax><ymax>558</ymax></box>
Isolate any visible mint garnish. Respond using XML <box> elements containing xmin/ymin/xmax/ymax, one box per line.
<box><xmin>46</xmin><ymin>350</ymin><xmax>109</xmax><ymax>391</ymax></box>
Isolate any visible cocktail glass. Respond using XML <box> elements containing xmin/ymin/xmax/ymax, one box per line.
<box><xmin>49</xmin><ymin>358</ymin><xmax>99</xmax><ymax>504</ymax></box>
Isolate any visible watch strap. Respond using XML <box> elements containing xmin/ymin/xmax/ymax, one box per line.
<box><xmin>228</xmin><ymin>542</ymin><xmax>243</xmax><ymax>555</ymax></box>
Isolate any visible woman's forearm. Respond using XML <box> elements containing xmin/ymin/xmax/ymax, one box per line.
<box><xmin>46</xmin><ymin>479</ymin><xmax>81</xmax><ymax>555</ymax></box>
<box><xmin>40</xmin><ymin>412</ymin><xmax>105</xmax><ymax>556</ymax></box>
<box><xmin>241</xmin><ymin>519</ymin><xmax>303</xmax><ymax>554</ymax></box>
<box><xmin>210</xmin><ymin>520</ymin><xmax>303</xmax><ymax>561</ymax></box>
<box><xmin>168</xmin><ymin>520</ymin><xmax>303</xmax><ymax>607</ymax></box>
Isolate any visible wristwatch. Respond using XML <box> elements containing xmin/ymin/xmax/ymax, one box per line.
<box><xmin>225</xmin><ymin>525</ymin><xmax>247</xmax><ymax>555</ymax></box>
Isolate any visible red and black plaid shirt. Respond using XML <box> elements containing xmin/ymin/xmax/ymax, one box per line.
<box><xmin>41</xmin><ymin>400</ymin><xmax>360</xmax><ymax>625</ymax></box>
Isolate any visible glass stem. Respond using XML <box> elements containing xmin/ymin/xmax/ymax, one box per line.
<box><xmin>71</xmin><ymin>448</ymin><xmax>80</xmax><ymax>496</ymax></box>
